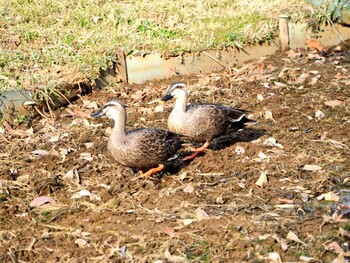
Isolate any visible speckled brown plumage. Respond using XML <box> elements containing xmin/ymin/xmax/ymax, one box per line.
<box><xmin>91</xmin><ymin>100</ymin><xmax>183</xmax><ymax>176</ymax></box>
<box><xmin>108</xmin><ymin>128</ymin><xmax>182</xmax><ymax>171</ymax></box>
<box><xmin>168</xmin><ymin>103</ymin><xmax>251</xmax><ymax>142</ymax></box>
<box><xmin>161</xmin><ymin>82</ymin><xmax>255</xmax><ymax>160</ymax></box>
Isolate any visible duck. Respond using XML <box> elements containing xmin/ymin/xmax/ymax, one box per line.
<box><xmin>91</xmin><ymin>100</ymin><xmax>185</xmax><ymax>177</ymax></box>
<box><xmin>160</xmin><ymin>82</ymin><xmax>256</xmax><ymax>160</ymax></box>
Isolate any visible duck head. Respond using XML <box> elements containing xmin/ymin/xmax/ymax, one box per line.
<box><xmin>161</xmin><ymin>82</ymin><xmax>188</xmax><ymax>102</ymax></box>
<box><xmin>91</xmin><ymin>100</ymin><xmax>126</xmax><ymax>121</ymax></box>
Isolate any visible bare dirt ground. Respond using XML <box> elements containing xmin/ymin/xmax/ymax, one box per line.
<box><xmin>1</xmin><ymin>44</ymin><xmax>350</xmax><ymax>262</ymax></box>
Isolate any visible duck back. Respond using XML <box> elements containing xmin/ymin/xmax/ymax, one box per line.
<box><xmin>108</xmin><ymin>128</ymin><xmax>181</xmax><ymax>170</ymax></box>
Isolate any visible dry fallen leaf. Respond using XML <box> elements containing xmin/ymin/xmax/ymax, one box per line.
<box><xmin>258</xmin><ymin>151</ymin><xmax>268</xmax><ymax>159</ymax></box>
<box><xmin>295</xmin><ymin>73</ymin><xmax>308</xmax><ymax>84</ymax></box>
<box><xmin>79</xmin><ymin>152</ymin><xmax>93</xmax><ymax>161</ymax></box>
<box><xmin>183</xmin><ymin>183</ymin><xmax>194</xmax><ymax>193</ymax></box>
<box><xmin>309</xmin><ymin>75</ymin><xmax>320</xmax><ymax>85</ymax></box>
<box><xmin>287</xmin><ymin>231</ymin><xmax>306</xmax><ymax>245</ymax></box>
<box><xmin>64</xmin><ymin>169</ymin><xmax>77</xmax><ymax>179</ymax></box>
<box><xmin>332</xmin><ymin>254</ymin><xmax>346</xmax><ymax>263</ymax></box>
<box><xmin>299</xmin><ymin>255</ymin><xmax>316</xmax><ymax>262</ymax></box>
<box><xmin>280</xmin><ymin>239</ymin><xmax>288</xmax><ymax>251</ymax></box>
<box><xmin>234</xmin><ymin>145</ymin><xmax>245</xmax><ymax>155</ymax></box>
<box><xmin>257</xmin><ymin>94</ymin><xmax>264</xmax><ymax>101</ymax></box>
<box><xmin>83</xmin><ymin>119</ymin><xmax>91</xmax><ymax>127</ymax></box>
<box><xmin>264</xmin><ymin>110</ymin><xmax>275</xmax><ymax>122</ymax></box>
<box><xmin>179</xmin><ymin>172</ymin><xmax>189</xmax><ymax>181</ymax></box>
<box><xmin>278</xmin><ymin>198</ymin><xmax>293</xmax><ymax>204</ymax></box>
<box><xmin>256</xmin><ymin>171</ymin><xmax>268</xmax><ymax>187</ymax></box>
<box><xmin>335</xmin><ymin>72</ymin><xmax>348</xmax><ymax>79</ymax></box>
<box><xmin>334</xmin><ymin>45</ymin><xmax>343</xmax><ymax>52</ymax></box>
<box><xmin>49</xmin><ymin>133</ymin><xmax>61</xmax><ymax>142</ymax></box>
<box><xmin>317</xmin><ymin>192</ymin><xmax>339</xmax><ymax>202</ymax></box>
<box><xmin>306</xmin><ymin>38</ymin><xmax>326</xmax><ymax>52</ymax></box>
<box><xmin>2</xmin><ymin>121</ymin><xmax>33</xmax><ymax>137</ymax></box>
<box><xmin>274</xmin><ymin>81</ymin><xmax>287</xmax><ymax>88</ymax></box>
<box><xmin>339</xmin><ymin>227</ymin><xmax>350</xmax><ymax>238</ymax></box>
<box><xmin>72</xmin><ymin>189</ymin><xmax>91</xmax><ymax>199</ymax></box>
<box><xmin>84</xmin><ymin>142</ymin><xmax>94</xmax><ymax>149</ymax></box>
<box><xmin>164</xmin><ymin>249</ymin><xmax>187</xmax><ymax>262</ymax></box>
<box><xmin>154</xmin><ymin>104</ymin><xmax>164</xmax><ymax>112</ymax></box>
<box><xmin>182</xmin><ymin>219</ymin><xmax>195</xmax><ymax>226</ymax></box>
<box><xmin>287</xmin><ymin>49</ymin><xmax>302</xmax><ymax>59</ymax></box>
<box><xmin>258</xmin><ymin>234</ymin><xmax>272</xmax><ymax>240</ymax></box>
<box><xmin>82</xmin><ymin>100</ymin><xmax>98</xmax><ymax>109</ymax></box>
<box><xmin>59</xmin><ymin>148</ymin><xmax>69</xmax><ymax>160</ymax></box>
<box><xmin>324</xmin><ymin>100</ymin><xmax>342</xmax><ymax>107</ymax></box>
<box><xmin>325</xmin><ymin>241</ymin><xmax>344</xmax><ymax>255</ymax></box>
<box><xmin>267</xmin><ymin>252</ymin><xmax>282</xmax><ymax>263</ymax></box>
<box><xmin>74</xmin><ymin>238</ymin><xmax>89</xmax><ymax>248</ymax></box>
<box><xmin>215</xmin><ymin>195</ymin><xmax>224</xmax><ymax>204</ymax></box>
<box><xmin>300</xmin><ymin>192</ymin><xmax>309</xmax><ymax>202</ymax></box>
<box><xmin>315</xmin><ymin>109</ymin><xmax>325</xmax><ymax>119</ymax></box>
<box><xmin>195</xmin><ymin>208</ymin><xmax>209</xmax><ymax>221</ymax></box>
<box><xmin>163</xmin><ymin>226</ymin><xmax>175</xmax><ymax>237</ymax></box>
<box><xmin>31</xmin><ymin>149</ymin><xmax>49</xmax><ymax>155</ymax></box>
<box><xmin>263</xmin><ymin>137</ymin><xmax>284</xmax><ymax>149</ymax></box>
<box><xmin>303</xmin><ymin>164</ymin><xmax>322</xmax><ymax>171</ymax></box>
<box><xmin>30</xmin><ymin>196</ymin><xmax>55</xmax><ymax>208</ymax></box>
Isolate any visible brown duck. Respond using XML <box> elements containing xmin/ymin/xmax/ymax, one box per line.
<box><xmin>161</xmin><ymin>82</ymin><xmax>256</xmax><ymax>160</ymax></box>
<box><xmin>91</xmin><ymin>100</ymin><xmax>185</xmax><ymax>177</ymax></box>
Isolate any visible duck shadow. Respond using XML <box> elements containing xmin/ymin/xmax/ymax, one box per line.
<box><xmin>209</xmin><ymin>128</ymin><xmax>266</xmax><ymax>150</ymax></box>
<box><xmin>158</xmin><ymin>128</ymin><xmax>266</xmax><ymax>177</ymax></box>
<box><xmin>161</xmin><ymin>152</ymin><xmax>193</xmax><ymax>177</ymax></box>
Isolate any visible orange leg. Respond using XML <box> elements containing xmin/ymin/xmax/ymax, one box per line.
<box><xmin>139</xmin><ymin>164</ymin><xmax>165</xmax><ymax>177</ymax></box>
<box><xmin>182</xmin><ymin>141</ymin><xmax>210</xmax><ymax>161</ymax></box>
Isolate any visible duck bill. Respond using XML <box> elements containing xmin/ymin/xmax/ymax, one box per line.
<box><xmin>161</xmin><ymin>94</ymin><xmax>173</xmax><ymax>102</ymax></box>
<box><xmin>91</xmin><ymin>109</ymin><xmax>105</xmax><ymax>118</ymax></box>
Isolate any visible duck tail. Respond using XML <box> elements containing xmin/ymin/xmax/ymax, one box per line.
<box><xmin>241</xmin><ymin>116</ymin><xmax>257</xmax><ymax>126</ymax></box>
<box><xmin>232</xmin><ymin>116</ymin><xmax>257</xmax><ymax>130</ymax></box>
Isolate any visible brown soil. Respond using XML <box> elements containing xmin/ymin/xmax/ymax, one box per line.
<box><xmin>1</xmin><ymin>45</ymin><xmax>350</xmax><ymax>262</ymax></box>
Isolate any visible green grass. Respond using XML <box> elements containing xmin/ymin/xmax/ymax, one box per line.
<box><xmin>0</xmin><ymin>0</ymin><xmax>309</xmax><ymax>93</ymax></box>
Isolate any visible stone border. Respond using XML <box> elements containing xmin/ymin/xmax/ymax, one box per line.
<box><xmin>124</xmin><ymin>21</ymin><xmax>350</xmax><ymax>84</ymax></box>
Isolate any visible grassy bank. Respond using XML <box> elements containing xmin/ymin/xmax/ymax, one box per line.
<box><xmin>0</xmin><ymin>0</ymin><xmax>309</xmax><ymax>93</ymax></box>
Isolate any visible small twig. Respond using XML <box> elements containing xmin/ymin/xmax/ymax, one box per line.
<box><xmin>39</xmin><ymin>223</ymin><xmax>71</xmax><ymax>231</ymax></box>
<box><xmin>230</xmin><ymin>62</ymin><xmax>254</xmax><ymax>80</ymax></box>
<box><xmin>52</xmin><ymin>87</ymin><xmax>73</xmax><ymax>106</ymax></box>
<box><xmin>44</xmin><ymin>97</ymin><xmax>55</xmax><ymax>120</ymax></box>
<box><xmin>197</xmin><ymin>172</ymin><xmax>224</xmax><ymax>176</ymax></box>
<box><xmin>34</xmin><ymin>105</ymin><xmax>50</xmax><ymax>119</ymax></box>
<box><xmin>202</xmin><ymin>51</ymin><xmax>226</xmax><ymax>69</ymax></box>
<box><xmin>25</xmin><ymin>237</ymin><xmax>37</xmax><ymax>252</ymax></box>
<box><xmin>7</xmin><ymin>249</ymin><xmax>16</xmax><ymax>263</ymax></box>
<box><xmin>313</xmin><ymin>139</ymin><xmax>348</xmax><ymax>149</ymax></box>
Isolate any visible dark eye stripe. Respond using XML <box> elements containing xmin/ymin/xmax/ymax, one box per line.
<box><xmin>103</xmin><ymin>100</ymin><xmax>124</xmax><ymax>109</ymax></box>
<box><xmin>167</xmin><ymin>82</ymin><xmax>185</xmax><ymax>94</ymax></box>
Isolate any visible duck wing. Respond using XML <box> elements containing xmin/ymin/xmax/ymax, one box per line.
<box><xmin>187</xmin><ymin>103</ymin><xmax>256</xmax><ymax>131</ymax></box>
<box><xmin>124</xmin><ymin>128</ymin><xmax>183</xmax><ymax>169</ymax></box>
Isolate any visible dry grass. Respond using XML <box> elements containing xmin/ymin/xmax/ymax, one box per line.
<box><xmin>0</xmin><ymin>0</ymin><xmax>310</xmax><ymax>93</ymax></box>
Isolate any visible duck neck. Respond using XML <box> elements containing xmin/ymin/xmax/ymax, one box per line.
<box><xmin>173</xmin><ymin>93</ymin><xmax>188</xmax><ymax>114</ymax></box>
<box><xmin>110</xmin><ymin>111</ymin><xmax>127</xmax><ymax>143</ymax></box>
